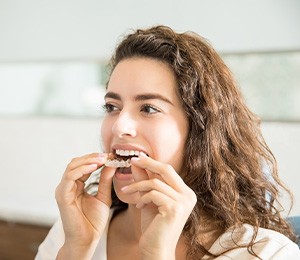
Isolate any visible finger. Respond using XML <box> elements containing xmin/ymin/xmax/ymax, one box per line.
<box><xmin>66</xmin><ymin>153</ymin><xmax>108</xmax><ymax>171</ymax></box>
<box><xmin>131</xmin><ymin>164</ymin><xmax>149</xmax><ymax>182</ymax></box>
<box><xmin>75</xmin><ymin>179</ymin><xmax>86</xmax><ymax>197</ymax></box>
<box><xmin>130</xmin><ymin>164</ymin><xmax>150</xmax><ymax>201</ymax></box>
<box><xmin>136</xmin><ymin>190</ymin><xmax>175</xmax><ymax>212</ymax></box>
<box><xmin>95</xmin><ymin>166</ymin><xmax>115</xmax><ymax>206</ymax></box>
<box><xmin>58</xmin><ymin>163</ymin><xmax>99</xmax><ymax>199</ymax></box>
<box><xmin>64</xmin><ymin>164</ymin><xmax>99</xmax><ymax>181</ymax></box>
<box><xmin>130</xmin><ymin>153</ymin><xmax>186</xmax><ymax>192</ymax></box>
<box><xmin>122</xmin><ymin>179</ymin><xmax>179</xmax><ymax>201</ymax></box>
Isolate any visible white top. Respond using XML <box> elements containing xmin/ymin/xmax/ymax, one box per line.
<box><xmin>35</xmin><ymin>211</ymin><xmax>300</xmax><ymax>259</ymax></box>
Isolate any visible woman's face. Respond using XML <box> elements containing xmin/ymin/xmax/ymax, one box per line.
<box><xmin>101</xmin><ymin>57</ymin><xmax>189</xmax><ymax>203</ymax></box>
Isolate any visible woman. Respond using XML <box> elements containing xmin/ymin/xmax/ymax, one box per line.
<box><xmin>36</xmin><ymin>26</ymin><xmax>300</xmax><ymax>259</ymax></box>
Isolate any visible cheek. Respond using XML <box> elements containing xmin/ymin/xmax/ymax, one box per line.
<box><xmin>151</xmin><ymin>121</ymin><xmax>187</xmax><ymax>172</ymax></box>
<box><xmin>100</xmin><ymin>118</ymin><xmax>112</xmax><ymax>152</ymax></box>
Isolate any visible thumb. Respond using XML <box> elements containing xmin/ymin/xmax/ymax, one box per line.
<box><xmin>96</xmin><ymin>166</ymin><xmax>115</xmax><ymax>206</ymax></box>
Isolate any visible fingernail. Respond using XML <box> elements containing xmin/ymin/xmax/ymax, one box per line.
<box><xmin>139</xmin><ymin>152</ymin><xmax>147</xmax><ymax>158</ymax></box>
<box><xmin>131</xmin><ymin>157</ymin><xmax>140</xmax><ymax>162</ymax></box>
<box><xmin>97</xmin><ymin>154</ymin><xmax>107</xmax><ymax>162</ymax></box>
<box><xmin>121</xmin><ymin>186</ymin><xmax>128</xmax><ymax>191</ymax></box>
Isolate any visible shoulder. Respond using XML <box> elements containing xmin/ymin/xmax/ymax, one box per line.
<box><xmin>249</xmin><ymin>224</ymin><xmax>300</xmax><ymax>258</ymax></box>
<box><xmin>205</xmin><ymin>224</ymin><xmax>300</xmax><ymax>259</ymax></box>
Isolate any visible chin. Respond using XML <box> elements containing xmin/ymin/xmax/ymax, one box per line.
<box><xmin>114</xmin><ymin>188</ymin><xmax>141</xmax><ymax>205</ymax></box>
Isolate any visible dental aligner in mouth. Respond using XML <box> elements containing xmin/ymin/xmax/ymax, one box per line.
<box><xmin>104</xmin><ymin>149</ymin><xmax>141</xmax><ymax>168</ymax></box>
<box><xmin>105</xmin><ymin>158</ymin><xmax>131</xmax><ymax>168</ymax></box>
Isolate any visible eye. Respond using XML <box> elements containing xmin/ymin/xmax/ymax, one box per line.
<box><xmin>102</xmin><ymin>103</ymin><xmax>119</xmax><ymax>113</ymax></box>
<box><xmin>140</xmin><ymin>104</ymin><xmax>161</xmax><ymax>114</ymax></box>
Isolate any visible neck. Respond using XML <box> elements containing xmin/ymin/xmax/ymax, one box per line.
<box><xmin>110</xmin><ymin>205</ymin><xmax>221</xmax><ymax>257</ymax></box>
<box><xmin>114</xmin><ymin>204</ymin><xmax>143</xmax><ymax>242</ymax></box>
<box><xmin>196</xmin><ymin>213</ymin><xmax>224</xmax><ymax>251</ymax></box>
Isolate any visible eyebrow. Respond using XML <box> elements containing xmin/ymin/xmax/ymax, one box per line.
<box><xmin>104</xmin><ymin>91</ymin><xmax>174</xmax><ymax>106</ymax></box>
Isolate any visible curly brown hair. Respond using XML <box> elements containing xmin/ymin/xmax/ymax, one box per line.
<box><xmin>106</xmin><ymin>25</ymin><xmax>297</xmax><ymax>259</ymax></box>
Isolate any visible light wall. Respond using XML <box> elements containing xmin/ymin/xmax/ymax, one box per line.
<box><xmin>0</xmin><ymin>0</ymin><xmax>300</xmax><ymax>61</ymax></box>
<box><xmin>0</xmin><ymin>0</ymin><xmax>299</xmax><ymax>224</ymax></box>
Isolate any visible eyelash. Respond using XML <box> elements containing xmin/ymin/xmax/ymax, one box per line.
<box><xmin>140</xmin><ymin>104</ymin><xmax>161</xmax><ymax>114</ymax></box>
<box><xmin>102</xmin><ymin>103</ymin><xmax>118</xmax><ymax>113</ymax></box>
<box><xmin>102</xmin><ymin>103</ymin><xmax>161</xmax><ymax>114</ymax></box>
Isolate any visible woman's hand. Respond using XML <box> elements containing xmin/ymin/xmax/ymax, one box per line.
<box><xmin>55</xmin><ymin>153</ymin><xmax>115</xmax><ymax>259</ymax></box>
<box><xmin>122</xmin><ymin>153</ymin><xmax>197</xmax><ymax>260</ymax></box>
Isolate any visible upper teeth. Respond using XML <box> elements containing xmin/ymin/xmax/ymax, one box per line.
<box><xmin>116</xmin><ymin>149</ymin><xmax>140</xmax><ymax>156</ymax></box>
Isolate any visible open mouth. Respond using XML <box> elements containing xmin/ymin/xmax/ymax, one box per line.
<box><xmin>104</xmin><ymin>149</ymin><xmax>141</xmax><ymax>168</ymax></box>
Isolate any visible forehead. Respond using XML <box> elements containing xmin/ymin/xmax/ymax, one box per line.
<box><xmin>107</xmin><ymin>58</ymin><xmax>179</xmax><ymax>100</ymax></box>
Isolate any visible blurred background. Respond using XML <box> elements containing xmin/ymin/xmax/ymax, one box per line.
<box><xmin>0</xmin><ymin>0</ymin><xmax>299</xmax><ymax>258</ymax></box>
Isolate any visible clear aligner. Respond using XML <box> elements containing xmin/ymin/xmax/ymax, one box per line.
<box><xmin>105</xmin><ymin>159</ymin><xmax>131</xmax><ymax>168</ymax></box>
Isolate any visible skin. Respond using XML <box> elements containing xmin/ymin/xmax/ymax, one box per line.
<box><xmin>55</xmin><ymin>58</ymin><xmax>197</xmax><ymax>260</ymax></box>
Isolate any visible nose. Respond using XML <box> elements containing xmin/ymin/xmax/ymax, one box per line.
<box><xmin>112</xmin><ymin>110</ymin><xmax>137</xmax><ymax>138</ymax></box>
